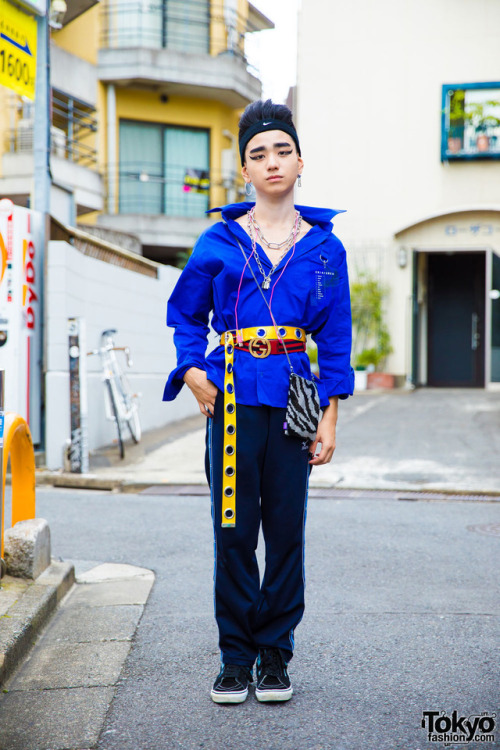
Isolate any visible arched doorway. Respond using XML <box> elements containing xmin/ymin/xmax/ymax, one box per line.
<box><xmin>395</xmin><ymin>209</ymin><xmax>500</xmax><ymax>388</ymax></box>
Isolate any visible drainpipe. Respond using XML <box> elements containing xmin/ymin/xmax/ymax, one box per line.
<box><xmin>33</xmin><ymin>13</ymin><xmax>51</xmax><ymax>218</ymax></box>
<box><xmin>107</xmin><ymin>84</ymin><xmax>117</xmax><ymax>214</ymax></box>
<box><xmin>222</xmin><ymin>129</ymin><xmax>237</xmax><ymax>203</ymax></box>
<box><xmin>33</xmin><ymin>11</ymin><xmax>51</xmax><ymax>455</ymax></box>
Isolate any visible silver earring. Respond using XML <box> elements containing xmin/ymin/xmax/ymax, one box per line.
<box><xmin>245</xmin><ymin>182</ymin><xmax>253</xmax><ymax>196</ymax></box>
<box><xmin>297</xmin><ymin>174</ymin><xmax>302</xmax><ymax>188</ymax></box>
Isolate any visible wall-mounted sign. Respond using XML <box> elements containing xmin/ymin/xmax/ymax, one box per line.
<box><xmin>13</xmin><ymin>0</ymin><xmax>47</xmax><ymax>16</ymax></box>
<box><xmin>0</xmin><ymin>200</ymin><xmax>43</xmax><ymax>444</ymax></box>
<box><xmin>7</xmin><ymin>0</ymin><xmax>46</xmax><ymax>17</ymax></box>
<box><xmin>445</xmin><ymin>223</ymin><xmax>500</xmax><ymax>237</ymax></box>
<box><xmin>0</xmin><ymin>0</ymin><xmax>37</xmax><ymax>100</ymax></box>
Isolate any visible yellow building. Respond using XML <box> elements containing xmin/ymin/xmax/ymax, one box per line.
<box><xmin>0</xmin><ymin>0</ymin><xmax>272</xmax><ymax>262</ymax></box>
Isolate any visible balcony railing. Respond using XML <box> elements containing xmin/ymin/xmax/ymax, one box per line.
<box><xmin>51</xmin><ymin>91</ymin><xmax>98</xmax><ymax>166</ymax></box>
<box><xmin>100</xmin><ymin>0</ymin><xmax>260</xmax><ymax>72</ymax></box>
<box><xmin>107</xmin><ymin>161</ymin><xmax>240</xmax><ymax>216</ymax></box>
<box><xmin>4</xmin><ymin>91</ymin><xmax>98</xmax><ymax>167</ymax></box>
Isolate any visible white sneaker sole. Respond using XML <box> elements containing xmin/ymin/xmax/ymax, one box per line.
<box><xmin>255</xmin><ymin>686</ymin><xmax>293</xmax><ymax>702</ymax></box>
<box><xmin>211</xmin><ymin>688</ymin><xmax>248</xmax><ymax>704</ymax></box>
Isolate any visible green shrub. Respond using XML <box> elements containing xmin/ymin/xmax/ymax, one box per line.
<box><xmin>351</xmin><ymin>272</ymin><xmax>392</xmax><ymax>370</ymax></box>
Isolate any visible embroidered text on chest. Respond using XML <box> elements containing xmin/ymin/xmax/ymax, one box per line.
<box><xmin>314</xmin><ymin>269</ymin><xmax>339</xmax><ymax>300</ymax></box>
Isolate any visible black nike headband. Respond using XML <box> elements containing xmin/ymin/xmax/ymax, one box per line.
<box><xmin>239</xmin><ymin>119</ymin><xmax>301</xmax><ymax>164</ymax></box>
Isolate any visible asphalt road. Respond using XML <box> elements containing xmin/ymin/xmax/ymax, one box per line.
<box><xmin>30</xmin><ymin>486</ymin><xmax>500</xmax><ymax>750</ymax></box>
<box><xmin>88</xmin><ymin>387</ymin><xmax>500</xmax><ymax>493</ymax></box>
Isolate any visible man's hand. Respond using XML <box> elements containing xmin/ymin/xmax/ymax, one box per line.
<box><xmin>309</xmin><ymin>396</ymin><xmax>339</xmax><ymax>465</ymax></box>
<box><xmin>183</xmin><ymin>367</ymin><xmax>218</xmax><ymax>418</ymax></box>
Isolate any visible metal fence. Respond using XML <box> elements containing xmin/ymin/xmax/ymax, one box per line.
<box><xmin>107</xmin><ymin>162</ymin><xmax>240</xmax><ymax>216</ymax></box>
<box><xmin>4</xmin><ymin>90</ymin><xmax>98</xmax><ymax>167</ymax></box>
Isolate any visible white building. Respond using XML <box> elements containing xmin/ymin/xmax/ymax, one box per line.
<box><xmin>296</xmin><ymin>0</ymin><xmax>500</xmax><ymax>388</ymax></box>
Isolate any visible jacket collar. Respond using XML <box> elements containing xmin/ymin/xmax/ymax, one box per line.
<box><xmin>209</xmin><ymin>202</ymin><xmax>344</xmax><ymax>265</ymax></box>
<box><xmin>207</xmin><ymin>201</ymin><xmax>345</xmax><ymax>232</ymax></box>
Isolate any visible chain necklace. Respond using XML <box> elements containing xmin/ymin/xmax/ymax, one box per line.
<box><xmin>247</xmin><ymin>208</ymin><xmax>301</xmax><ymax>289</ymax></box>
<box><xmin>247</xmin><ymin>206</ymin><xmax>302</xmax><ymax>250</ymax></box>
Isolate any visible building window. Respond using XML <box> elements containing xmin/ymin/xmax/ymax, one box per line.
<box><xmin>105</xmin><ymin>0</ymin><xmax>210</xmax><ymax>53</ymax></box>
<box><xmin>442</xmin><ymin>82</ymin><xmax>500</xmax><ymax>161</ymax></box>
<box><xmin>101</xmin><ymin>0</ymin><xmax>261</xmax><ymax>60</ymax></box>
<box><xmin>164</xmin><ymin>0</ymin><xmax>210</xmax><ymax>54</ymax></box>
<box><xmin>118</xmin><ymin>120</ymin><xmax>210</xmax><ymax>217</ymax></box>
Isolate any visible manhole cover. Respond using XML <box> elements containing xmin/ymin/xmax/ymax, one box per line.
<box><xmin>466</xmin><ymin>523</ymin><xmax>500</xmax><ymax>537</ymax></box>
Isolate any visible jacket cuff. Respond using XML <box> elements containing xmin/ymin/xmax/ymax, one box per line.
<box><xmin>321</xmin><ymin>368</ymin><xmax>355</xmax><ymax>400</ymax></box>
<box><xmin>163</xmin><ymin>362</ymin><xmax>205</xmax><ymax>402</ymax></box>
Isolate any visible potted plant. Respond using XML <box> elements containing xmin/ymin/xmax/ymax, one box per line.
<box><xmin>465</xmin><ymin>100</ymin><xmax>500</xmax><ymax>152</ymax></box>
<box><xmin>447</xmin><ymin>89</ymin><xmax>466</xmax><ymax>154</ymax></box>
<box><xmin>351</xmin><ymin>273</ymin><xmax>393</xmax><ymax>389</ymax></box>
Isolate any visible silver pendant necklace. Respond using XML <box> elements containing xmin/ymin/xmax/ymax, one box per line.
<box><xmin>247</xmin><ymin>209</ymin><xmax>301</xmax><ymax>289</ymax></box>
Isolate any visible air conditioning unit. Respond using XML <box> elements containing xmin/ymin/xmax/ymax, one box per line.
<box><xmin>51</xmin><ymin>126</ymin><xmax>66</xmax><ymax>159</ymax></box>
<box><xmin>16</xmin><ymin>118</ymin><xmax>33</xmax><ymax>152</ymax></box>
<box><xmin>221</xmin><ymin>147</ymin><xmax>236</xmax><ymax>188</ymax></box>
<box><xmin>15</xmin><ymin>120</ymin><xmax>67</xmax><ymax>158</ymax></box>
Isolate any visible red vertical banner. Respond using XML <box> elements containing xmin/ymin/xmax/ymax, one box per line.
<box><xmin>0</xmin><ymin>201</ymin><xmax>43</xmax><ymax>443</ymax></box>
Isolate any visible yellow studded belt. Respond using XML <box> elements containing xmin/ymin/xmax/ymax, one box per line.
<box><xmin>220</xmin><ymin>326</ymin><xmax>306</xmax><ymax>528</ymax></box>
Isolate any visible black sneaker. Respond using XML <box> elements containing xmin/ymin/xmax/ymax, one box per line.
<box><xmin>255</xmin><ymin>648</ymin><xmax>293</xmax><ymax>702</ymax></box>
<box><xmin>210</xmin><ymin>664</ymin><xmax>253</xmax><ymax>704</ymax></box>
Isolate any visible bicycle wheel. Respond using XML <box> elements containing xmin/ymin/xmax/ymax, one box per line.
<box><xmin>106</xmin><ymin>379</ymin><xmax>125</xmax><ymax>459</ymax></box>
<box><xmin>112</xmin><ymin>370</ymin><xmax>141</xmax><ymax>444</ymax></box>
<box><xmin>126</xmin><ymin>400</ymin><xmax>141</xmax><ymax>443</ymax></box>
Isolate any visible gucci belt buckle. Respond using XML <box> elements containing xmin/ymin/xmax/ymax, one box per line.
<box><xmin>249</xmin><ymin>337</ymin><xmax>271</xmax><ymax>358</ymax></box>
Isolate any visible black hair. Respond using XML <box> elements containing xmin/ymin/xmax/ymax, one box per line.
<box><xmin>238</xmin><ymin>99</ymin><xmax>300</xmax><ymax>164</ymax></box>
<box><xmin>239</xmin><ymin>99</ymin><xmax>295</xmax><ymax>138</ymax></box>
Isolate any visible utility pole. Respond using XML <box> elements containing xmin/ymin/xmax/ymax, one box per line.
<box><xmin>33</xmin><ymin>11</ymin><xmax>51</xmax><ymax>216</ymax></box>
<box><xmin>32</xmin><ymin>10</ymin><xmax>50</xmax><ymax>454</ymax></box>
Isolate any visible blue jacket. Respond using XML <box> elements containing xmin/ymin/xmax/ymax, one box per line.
<box><xmin>163</xmin><ymin>202</ymin><xmax>354</xmax><ymax>407</ymax></box>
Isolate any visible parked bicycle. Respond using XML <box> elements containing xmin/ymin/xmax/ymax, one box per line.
<box><xmin>87</xmin><ymin>329</ymin><xmax>141</xmax><ymax>459</ymax></box>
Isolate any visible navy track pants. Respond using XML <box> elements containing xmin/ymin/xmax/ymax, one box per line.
<box><xmin>205</xmin><ymin>391</ymin><xmax>311</xmax><ymax>667</ymax></box>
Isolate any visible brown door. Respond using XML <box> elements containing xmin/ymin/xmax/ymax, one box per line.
<box><xmin>427</xmin><ymin>252</ymin><xmax>485</xmax><ymax>387</ymax></box>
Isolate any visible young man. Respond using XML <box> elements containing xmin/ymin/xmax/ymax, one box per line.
<box><xmin>163</xmin><ymin>100</ymin><xmax>353</xmax><ymax>703</ymax></box>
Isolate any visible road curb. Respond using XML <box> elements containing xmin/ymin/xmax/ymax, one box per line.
<box><xmin>0</xmin><ymin>560</ymin><xmax>75</xmax><ymax>688</ymax></box>
<box><xmin>36</xmin><ymin>472</ymin><xmax>159</xmax><ymax>493</ymax></box>
<box><xmin>0</xmin><ymin>563</ymin><xmax>155</xmax><ymax>750</ymax></box>
<box><xmin>34</xmin><ymin>472</ymin><xmax>500</xmax><ymax>500</ymax></box>
<box><xmin>35</xmin><ymin>472</ymin><xmax>122</xmax><ymax>491</ymax></box>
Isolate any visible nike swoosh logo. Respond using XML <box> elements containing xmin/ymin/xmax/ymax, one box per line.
<box><xmin>262</xmin><ymin>122</ymin><xmax>271</xmax><ymax>126</ymax></box>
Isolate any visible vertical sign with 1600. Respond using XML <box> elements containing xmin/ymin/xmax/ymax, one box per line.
<box><xmin>0</xmin><ymin>0</ymin><xmax>37</xmax><ymax>100</ymax></box>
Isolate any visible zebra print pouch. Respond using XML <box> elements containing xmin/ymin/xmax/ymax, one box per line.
<box><xmin>284</xmin><ymin>372</ymin><xmax>321</xmax><ymax>442</ymax></box>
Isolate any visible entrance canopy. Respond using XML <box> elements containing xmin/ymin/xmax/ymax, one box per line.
<box><xmin>394</xmin><ymin>207</ymin><xmax>500</xmax><ymax>256</ymax></box>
